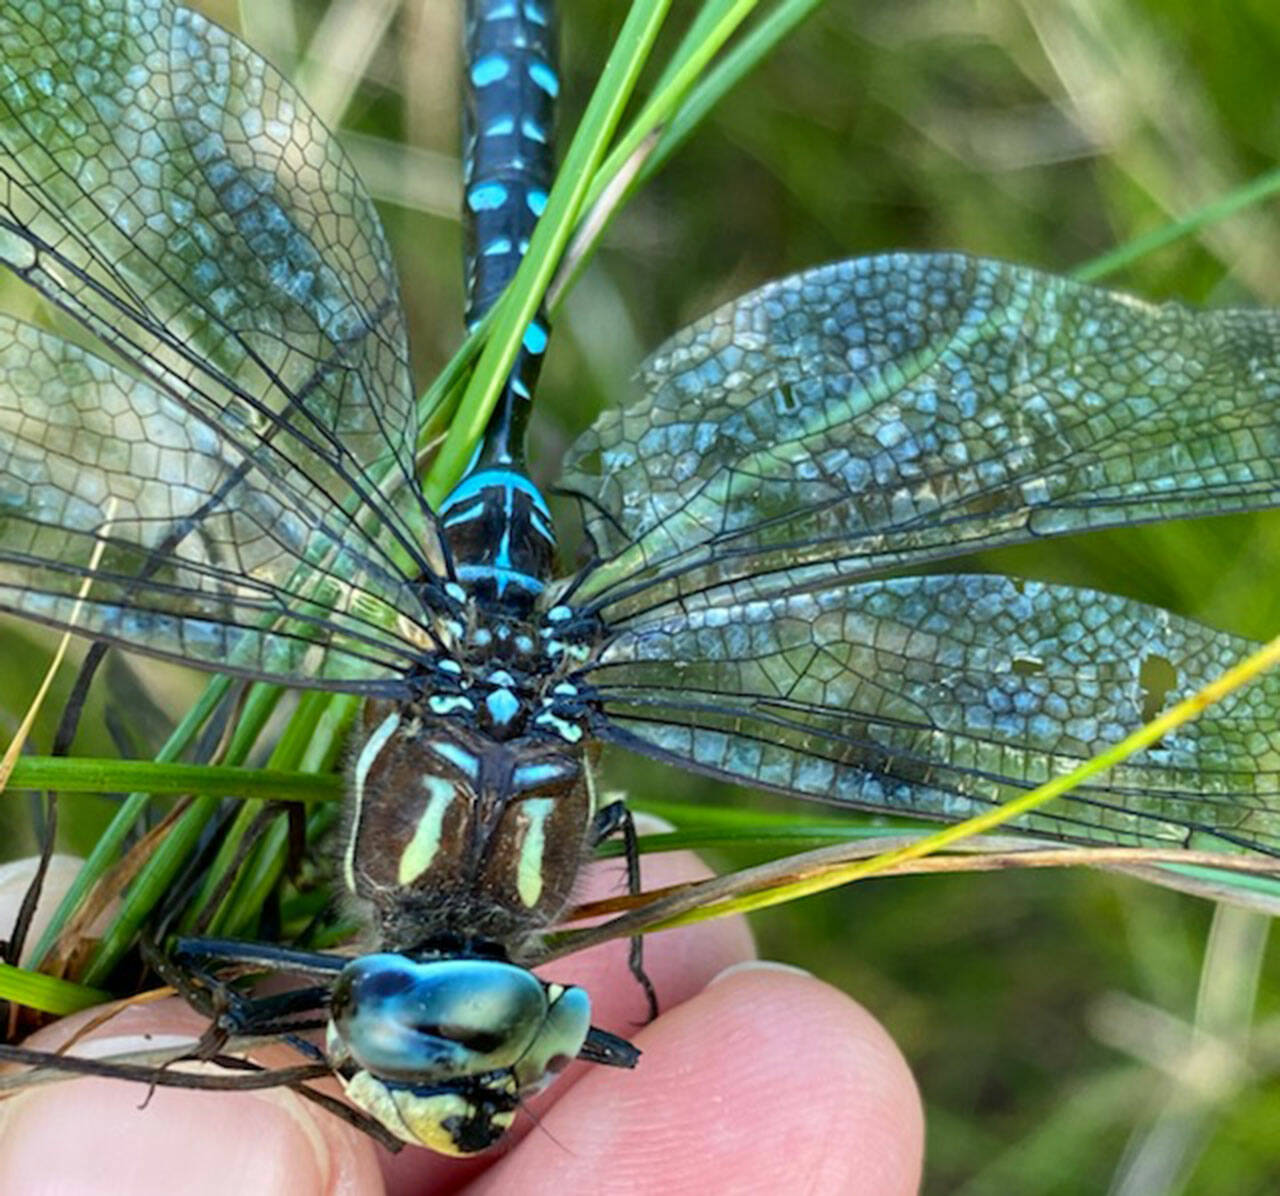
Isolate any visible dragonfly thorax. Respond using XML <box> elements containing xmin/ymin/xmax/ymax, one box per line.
<box><xmin>418</xmin><ymin>619</ymin><xmax>598</xmax><ymax>743</ymax></box>
<box><xmin>345</xmin><ymin>695</ymin><xmax>596</xmax><ymax>950</ymax></box>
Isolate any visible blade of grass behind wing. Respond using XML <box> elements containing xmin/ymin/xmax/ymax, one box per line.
<box><xmin>554</xmin><ymin>0</ymin><xmax>823</xmax><ymax>303</ymax></box>
<box><xmin>548</xmin><ymin>631</ymin><xmax>1280</xmax><ymax>948</ymax></box>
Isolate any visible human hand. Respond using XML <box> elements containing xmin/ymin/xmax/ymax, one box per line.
<box><xmin>0</xmin><ymin>851</ymin><xmax>923</xmax><ymax>1195</ymax></box>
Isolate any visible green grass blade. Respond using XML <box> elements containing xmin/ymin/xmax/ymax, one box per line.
<box><xmin>640</xmin><ymin>0</ymin><xmax>825</xmax><ymax>189</ymax></box>
<box><xmin>196</xmin><ymin>692</ymin><xmax>359</xmax><ymax>938</ymax></box>
<box><xmin>0</xmin><ymin>962</ymin><xmax>108</xmax><ymax>1016</ymax></box>
<box><xmin>1074</xmin><ymin>166</ymin><xmax>1280</xmax><ymax>282</ymax></box>
<box><xmin>5</xmin><ymin>759</ymin><xmax>340</xmax><ymax>804</ymax></box>
<box><xmin>25</xmin><ymin>674</ymin><xmax>234</xmax><ymax>969</ymax></box>
<box><xmin>80</xmin><ymin>795</ymin><xmax>221</xmax><ymax>988</ymax></box>
<box><xmin>637</xmin><ymin>631</ymin><xmax>1280</xmax><ymax>931</ymax></box>
<box><xmin>553</xmin><ymin>0</ymin><xmax>769</xmax><ymax>307</ymax></box>
<box><xmin>582</xmin><ymin>0</ymin><xmax>760</xmax><ymax>217</ymax></box>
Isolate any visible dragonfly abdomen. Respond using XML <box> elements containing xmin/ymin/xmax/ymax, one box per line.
<box><xmin>460</xmin><ymin>0</ymin><xmax>557</xmax><ymax>469</ymax></box>
<box><xmin>463</xmin><ymin>0</ymin><xmax>556</xmax><ymax>331</ymax></box>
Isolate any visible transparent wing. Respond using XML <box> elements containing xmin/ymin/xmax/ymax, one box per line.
<box><xmin>0</xmin><ymin>315</ymin><xmax>424</xmax><ymax>687</ymax></box>
<box><xmin>562</xmin><ymin>254</ymin><xmax>1280</xmax><ymax>616</ymax></box>
<box><xmin>0</xmin><ymin>0</ymin><xmax>428</xmax><ymax>584</ymax></box>
<box><xmin>588</xmin><ymin>575</ymin><xmax>1280</xmax><ymax>854</ymax></box>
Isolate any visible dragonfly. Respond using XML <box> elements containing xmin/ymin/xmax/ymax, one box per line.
<box><xmin>3</xmin><ymin>0</ymin><xmax>1280</xmax><ymax>1159</ymax></box>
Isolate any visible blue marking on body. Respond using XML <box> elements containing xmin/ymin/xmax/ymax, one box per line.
<box><xmin>494</xmin><ymin>522</ymin><xmax>513</xmax><ymax>571</ymax></box>
<box><xmin>487</xmin><ymin>688</ymin><xmax>521</xmax><ymax>727</ymax></box>
<box><xmin>489</xmin><ymin>0</ymin><xmax>518</xmax><ymax>16</ymax></box>
<box><xmin>430</xmin><ymin>740</ymin><xmax>480</xmax><ymax>780</ymax></box>
<box><xmin>485</xmin><ymin>115</ymin><xmax>515</xmax><ymax>136</ymax></box>
<box><xmin>528</xmin><ymin>60</ymin><xmax>559</xmax><ymax>97</ymax></box>
<box><xmin>471</xmin><ymin>54</ymin><xmax>510</xmax><ymax>87</ymax></box>
<box><xmin>440</xmin><ymin>469</ymin><xmax>556</xmax><ymax>599</ymax></box>
<box><xmin>491</xmin><ymin>486</ymin><xmax>519</xmax><ymax>599</ymax></box>
<box><xmin>483</xmin><ymin>237</ymin><xmax>513</xmax><ymax>256</ymax></box>
<box><xmin>440</xmin><ymin>499</ymin><xmax>486</xmax><ymax>528</ymax></box>
<box><xmin>526</xmin><ymin>189</ymin><xmax>548</xmax><ymax>217</ymax></box>
<box><xmin>512</xmin><ymin>375</ymin><xmax>531</xmax><ymax>399</ymax></box>
<box><xmin>529</xmin><ymin>508</ymin><xmax>554</xmax><ymax>542</ymax></box>
<box><xmin>441</xmin><ymin>469</ymin><xmax>552</xmax><ymax>520</ymax></box>
<box><xmin>522</xmin><ymin>320</ymin><xmax>548</xmax><ymax>354</ymax></box>
<box><xmin>546</xmin><ymin>605</ymin><xmax>572</xmax><ymax>623</ymax></box>
<box><xmin>533</xmin><ymin>709</ymin><xmax>582</xmax><ymax>743</ymax></box>
<box><xmin>467</xmin><ymin>181</ymin><xmax>509</xmax><ymax>212</ymax></box>
<box><xmin>513</xmin><ymin>760</ymin><xmax>569</xmax><ymax>789</ymax></box>
<box><xmin>523</xmin><ymin>0</ymin><xmax>548</xmax><ymax>24</ymax></box>
<box><xmin>428</xmin><ymin>694</ymin><xmax>474</xmax><ymax>716</ymax></box>
<box><xmin>456</xmin><ymin>563</ymin><xmax>544</xmax><ymax>595</ymax></box>
<box><xmin>521</xmin><ymin>116</ymin><xmax>547</xmax><ymax>143</ymax></box>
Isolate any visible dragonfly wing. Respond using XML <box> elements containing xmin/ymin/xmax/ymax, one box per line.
<box><xmin>562</xmin><ymin>254</ymin><xmax>1280</xmax><ymax>614</ymax></box>
<box><xmin>589</xmin><ymin>573</ymin><xmax>1280</xmax><ymax>854</ymax></box>
<box><xmin>0</xmin><ymin>316</ymin><xmax>423</xmax><ymax>687</ymax></box>
<box><xmin>0</xmin><ymin>0</ymin><xmax>429</xmax><ymax>576</ymax></box>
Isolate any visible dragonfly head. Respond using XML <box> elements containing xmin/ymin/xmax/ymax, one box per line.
<box><xmin>326</xmin><ymin>953</ymin><xmax>590</xmax><ymax>1154</ymax></box>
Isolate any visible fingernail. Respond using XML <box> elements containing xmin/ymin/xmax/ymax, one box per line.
<box><xmin>706</xmin><ymin>959</ymin><xmax>814</xmax><ymax>988</ymax></box>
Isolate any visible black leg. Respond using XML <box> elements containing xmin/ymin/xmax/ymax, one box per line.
<box><xmin>144</xmin><ymin>937</ymin><xmax>340</xmax><ymax>1049</ymax></box>
<box><xmin>171</xmin><ymin>936</ymin><xmax>351</xmax><ymax>979</ymax></box>
<box><xmin>581</xmin><ymin>1024</ymin><xmax>641</xmax><ymax>1068</ymax></box>
<box><xmin>590</xmin><ymin>800</ymin><xmax>658</xmax><ymax>1021</ymax></box>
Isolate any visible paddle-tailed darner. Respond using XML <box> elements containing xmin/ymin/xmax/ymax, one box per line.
<box><xmin>3</xmin><ymin>0</ymin><xmax>1280</xmax><ymax>1167</ymax></box>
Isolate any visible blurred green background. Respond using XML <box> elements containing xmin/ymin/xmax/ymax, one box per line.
<box><xmin>5</xmin><ymin>1</ymin><xmax>1280</xmax><ymax>1191</ymax></box>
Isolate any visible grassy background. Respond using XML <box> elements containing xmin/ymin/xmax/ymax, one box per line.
<box><xmin>5</xmin><ymin>0</ymin><xmax>1280</xmax><ymax>1190</ymax></box>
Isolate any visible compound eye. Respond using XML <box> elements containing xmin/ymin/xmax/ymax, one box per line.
<box><xmin>512</xmin><ymin>982</ymin><xmax>592</xmax><ymax>1095</ymax></box>
<box><xmin>330</xmin><ymin>955</ymin><xmax>550</xmax><ymax>1079</ymax></box>
<box><xmin>428</xmin><ymin>1025</ymin><xmax>507</xmax><ymax>1055</ymax></box>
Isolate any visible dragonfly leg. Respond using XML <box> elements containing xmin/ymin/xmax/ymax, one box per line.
<box><xmin>130</xmin><ymin>939</ymin><xmax>416</xmax><ymax>1147</ymax></box>
<box><xmin>146</xmin><ymin>937</ymin><xmax>340</xmax><ymax>1048</ymax></box>
<box><xmin>591</xmin><ymin>800</ymin><xmax>659</xmax><ymax>1021</ymax></box>
<box><xmin>170</xmin><ymin>936</ymin><xmax>350</xmax><ymax>978</ymax></box>
<box><xmin>580</xmin><ymin>1024</ymin><xmax>641</xmax><ymax>1069</ymax></box>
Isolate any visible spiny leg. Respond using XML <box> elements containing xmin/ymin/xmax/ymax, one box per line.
<box><xmin>591</xmin><ymin>799</ymin><xmax>658</xmax><ymax>1021</ymax></box>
